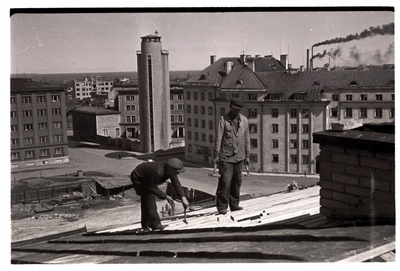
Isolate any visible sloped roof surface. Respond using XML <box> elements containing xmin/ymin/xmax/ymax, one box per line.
<box><xmin>11</xmin><ymin>78</ymin><xmax>64</xmax><ymax>93</ymax></box>
<box><xmin>72</xmin><ymin>106</ymin><xmax>120</xmax><ymax>115</ymax></box>
<box><xmin>219</xmin><ymin>65</ymin><xmax>266</xmax><ymax>89</ymax></box>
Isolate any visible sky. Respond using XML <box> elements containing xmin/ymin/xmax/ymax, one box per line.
<box><xmin>9</xmin><ymin>7</ymin><xmax>395</xmax><ymax>74</ymax></box>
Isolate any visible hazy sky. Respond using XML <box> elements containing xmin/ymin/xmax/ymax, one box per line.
<box><xmin>10</xmin><ymin>9</ymin><xmax>394</xmax><ymax>74</ymax></box>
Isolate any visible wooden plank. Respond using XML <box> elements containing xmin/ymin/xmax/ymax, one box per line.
<box><xmin>379</xmin><ymin>251</ymin><xmax>395</xmax><ymax>262</ymax></box>
<box><xmin>44</xmin><ymin>254</ymin><xmax>118</xmax><ymax>263</ymax></box>
<box><xmin>335</xmin><ymin>242</ymin><xmax>396</xmax><ymax>262</ymax></box>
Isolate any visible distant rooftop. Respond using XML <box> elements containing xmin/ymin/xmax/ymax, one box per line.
<box><xmin>72</xmin><ymin>106</ymin><xmax>120</xmax><ymax>116</ymax></box>
<box><xmin>11</xmin><ymin>78</ymin><xmax>64</xmax><ymax>93</ymax></box>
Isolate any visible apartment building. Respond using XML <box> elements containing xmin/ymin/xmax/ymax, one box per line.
<box><xmin>10</xmin><ymin>78</ymin><xmax>69</xmax><ymax>168</ymax></box>
<box><xmin>73</xmin><ymin>75</ymin><xmax>114</xmax><ymax>100</ymax></box>
<box><xmin>184</xmin><ymin>55</ymin><xmax>394</xmax><ymax>174</ymax></box>
<box><xmin>170</xmin><ymin>81</ymin><xmax>185</xmax><ymax>139</ymax></box>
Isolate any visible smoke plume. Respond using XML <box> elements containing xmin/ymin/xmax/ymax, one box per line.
<box><xmin>313</xmin><ymin>22</ymin><xmax>394</xmax><ymax>47</ymax></box>
<box><xmin>311</xmin><ymin>46</ymin><xmax>342</xmax><ymax>60</ymax></box>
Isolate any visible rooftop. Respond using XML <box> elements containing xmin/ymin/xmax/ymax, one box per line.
<box><xmin>72</xmin><ymin>106</ymin><xmax>120</xmax><ymax>115</ymax></box>
<box><xmin>11</xmin><ymin>78</ymin><xmax>64</xmax><ymax>93</ymax></box>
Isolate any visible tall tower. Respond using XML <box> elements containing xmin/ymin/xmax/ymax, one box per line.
<box><xmin>137</xmin><ymin>34</ymin><xmax>171</xmax><ymax>152</ymax></box>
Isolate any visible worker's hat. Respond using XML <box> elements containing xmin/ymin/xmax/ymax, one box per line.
<box><xmin>230</xmin><ymin>98</ymin><xmax>244</xmax><ymax>109</ymax></box>
<box><xmin>166</xmin><ymin>158</ymin><xmax>185</xmax><ymax>173</ymax></box>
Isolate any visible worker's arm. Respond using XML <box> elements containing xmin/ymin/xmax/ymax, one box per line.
<box><xmin>213</xmin><ymin>116</ymin><xmax>224</xmax><ymax>163</ymax></box>
<box><xmin>169</xmin><ymin>175</ymin><xmax>189</xmax><ymax>208</ymax></box>
<box><xmin>244</xmin><ymin>117</ymin><xmax>250</xmax><ymax>165</ymax></box>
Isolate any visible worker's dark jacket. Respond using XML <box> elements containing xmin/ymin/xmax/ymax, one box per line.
<box><xmin>213</xmin><ymin>112</ymin><xmax>250</xmax><ymax>163</ymax></box>
<box><xmin>130</xmin><ymin>162</ymin><xmax>185</xmax><ymax>200</ymax></box>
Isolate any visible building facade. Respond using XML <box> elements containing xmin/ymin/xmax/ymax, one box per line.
<box><xmin>72</xmin><ymin>107</ymin><xmax>121</xmax><ymax>141</ymax></box>
<box><xmin>183</xmin><ymin>55</ymin><xmax>394</xmax><ymax>174</ymax></box>
<box><xmin>10</xmin><ymin>78</ymin><xmax>69</xmax><ymax>168</ymax></box>
<box><xmin>73</xmin><ymin>75</ymin><xmax>114</xmax><ymax>100</ymax></box>
<box><xmin>137</xmin><ymin>34</ymin><xmax>171</xmax><ymax>152</ymax></box>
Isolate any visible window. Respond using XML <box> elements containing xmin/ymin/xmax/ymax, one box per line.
<box><xmin>39</xmin><ymin>136</ymin><xmax>48</xmax><ymax>143</ymax></box>
<box><xmin>201</xmin><ymin>106</ymin><xmax>205</xmax><ymax>115</ymax></box>
<box><xmin>272</xmin><ymin>124</ymin><xmax>279</xmax><ymax>133</ymax></box>
<box><xmin>391</xmin><ymin>94</ymin><xmax>395</xmax><ymax>101</ymax></box>
<box><xmin>360</xmin><ymin>94</ymin><xmax>368</xmax><ymax>101</ymax></box>
<box><xmin>132</xmin><ymin>116</ymin><xmax>136</xmax><ymax>122</ymax></box>
<box><xmin>25</xmin><ymin>151</ymin><xmax>35</xmax><ymax>158</ymax></box>
<box><xmin>102</xmin><ymin>129</ymin><xmax>108</xmax><ymax>136</ymax></box>
<box><xmin>209</xmin><ymin>134</ymin><xmax>214</xmax><ymax>144</ymax></box>
<box><xmin>11</xmin><ymin>111</ymin><xmax>17</xmax><ymax>118</ymax></box>
<box><xmin>24</xmin><ymin>137</ymin><xmax>34</xmax><ymax>144</ymax></box>
<box><xmin>250</xmin><ymin>154</ymin><xmax>258</xmax><ymax>163</ymax></box>
<box><xmin>55</xmin><ymin>147</ymin><xmax>64</xmax><ymax>155</ymax></box>
<box><xmin>194</xmin><ymin>132</ymin><xmax>199</xmax><ymax>141</ymax></box>
<box><xmin>187</xmin><ymin>118</ymin><xmax>191</xmax><ymax>127</ymax></box>
<box><xmin>24</xmin><ymin>124</ymin><xmax>33</xmax><ymax>131</ymax></box>
<box><xmin>208</xmin><ymin>107</ymin><xmax>213</xmax><ymax>115</ymax></box>
<box><xmin>170</xmin><ymin>105</ymin><xmax>174</xmax><ymax>111</ymax></box>
<box><xmin>194</xmin><ymin>119</ymin><xmax>198</xmax><ymax>128</ymax></box>
<box><xmin>39</xmin><ymin>123</ymin><xmax>47</xmax><ymax>130</ymax></box>
<box><xmin>52</xmin><ymin>108</ymin><xmax>61</xmax><ymax>115</ymax></box>
<box><xmin>209</xmin><ymin>120</ymin><xmax>213</xmax><ymax>130</ymax></box>
<box><xmin>187</xmin><ymin>105</ymin><xmax>191</xmax><ymax>113</ymax></box>
<box><xmin>249</xmin><ymin>124</ymin><xmax>257</xmax><ymax>133</ymax></box>
<box><xmin>302</xmin><ymin>155</ymin><xmax>309</xmax><ymax>164</ymax></box>
<box><xmin>302</xmin><ymin>140</ymin><xmax>309</xmax><ymax>149</ymax></box>
<box><xmin>290</xmin><ymin>155</ymin><xmax>297</xmax><ymax>164</ymax></box>
<box><xmin>126</xmin><ymin>105</ymin><xmax>135</xmax><ymax>110</ymax></box>
<box><xmin>11</xmin><ymin>138</ymin><xmax>18</xmax><ymax>146</ymax></box>
<box><xmin>290</xmin><ymin>140</ymin><xmax>297</xmax><ymax>149</ymax></box>
<box><xmin>272</xmin><ymin>139</ymin><xmax>279</xmax><ymax>148</ymax></box>
<box><xmin>201</xmin><ymin>120</ymin><xmax>206</xmax><ymax>129</ymax></box>
<box><xmin>171</xmin><ymin>115</ymin><xmax>175</xmax><ymax>123</ymax></box>
<box><xmin>126</xmin><ymin>96</ymin><xmax>135</xmax><ymax>101</ymax></box>
<box><xmin>10</xmin><ymin>97</ymin><xmax>16</xmax><ymax>104</ymax></box>
<box><xmin>376</xmin><ymin>94</ymin><xmax>383</xmax><ymax>101</ymax></box>
<box><xmin>11</xmin><ymin>152</ymin><xmax>20</xmax><ymax>160</ymax></box>
<box><xmin>194</xmin><ymin>106</ymin><xmax>198</xmax><ymax>114</ymax></box>
<box><xmin>200</xmin><ymin>92</ymin><xmax>205</xmax><ymax>101</ymax></box>
<box><xmin>345</xmin><ymin>108</ymin><xmax>353</xmax><ymax>118</ymax></box>
<box><xmin>187</xmin><ymin>92</ymin><xmax>191</xmax><ymax>100</ymax></box>
<box><xmin>248</xmin><ymin>109</ymin><xmax>257</xmax><ymax>118</ymax></box>
<box><xmin>37</xmin><ymin>96</ymin><xmax>46</xmax><ymax>102</ymax></box>
<box><xmin>178</xmin><ymin>104</ymin><xmax>184</xmax><ymax>110</ymax></box>
<box><xmin>250</xmin><ymin>139</ymin><xmax>258</xmax><ymax>148</ymax></box>
<box><xmin>302</xmin><ymin>108</ymin><xmax>309</xmax><ymax>118</ymax></box>
<box><xmin>375</xmin><ymin>108</ymin><xmax>383</xmax><ymax>118</ymax></box>
<box><xmin>54</xmin><ymin>135</ymin><xmax>62</xmax><ymax>142</ymax></box>
<box><xmin>178</xmin><ymin>115</ymin><xmax>183</xmax><ymax>122</ymax></box>
<box><xmin>345</xmin><ymin>94</ymin><xmax>353</xmax><ymax>101</ymax></box>
<box><xmin>390</xmin><ymin>108</ymin><xmax>394</xmax><ymax>118</ymax></box>
<box><xmin>248</xmin><ymin>94</ymin><xmax>257</xmax><ymax>100</ymax></box>
<box><xmin>126</xmin><ymin>116</ymin><xmax>131</xmax><ymax>123</ymax></box>
<box><xmin>38</xmin><ymin>109</ymin><xmax>47</xmax><ymax>116</ymax></box>
<box><xmin>208</xmin><ymin>92</ymin><xmax>213</xmax><ymax>101</ymax></box>
<box><xmin>178</xmin><ymin>94</ymin><xmax>183</xmax><ymax>100</ymax></box>
<box><xmin>53</xmin><ymin>122</ymin><xmax>62</xmax><ymax>129</ymax></box>
<box><xmin>332</xmin><ymin>94</ymin><xmax>339</xmax><ymax>101</ymax></box>
<box><xmin>201</xmin><ymin>133</ymin><xmax>206</xmax><ymax>142</ymax></box>
<box><xmin>290</xmin><ymin>109</ymin><xmax>297</xmax><ymax>118</ymax></box>
<box><xmin>22</xmin><ymin>96</ymin><xmax>31</xmax><ymax>103</ymax></box>
<box><xmin>290</xmin><ymin>124</ymin><xmax>297</xmax><ymax>133</ymax></box>
<box><xmin>51</xmin><ymin>95</ymin><xmax>60</xmax><ymax>102</ymax></box>
<box><xmin>359</xmin><ymin>108</ymin><xmax>368</xmax><ymax>118</ymax></box>
<box><xmin>272</xmin><ymin>154</ymin><xmax>279</xmax><ymax>163</ymax></box>
<box><xmin>187</xmin><ymin>131</ymin><xmax>192</xmax><ymax>140</ymax></box>
<box><xmin>170</xmin><ymin>95</ymin><xmax>174</xmax><ymax>100</ymax></box>
<box><xmin>272</xmin><ymin>108</ymin><xmax>278</xmax><ymax>118</ymax></box>
<box><xmin>220</xmin><ymin>107</ymin><xmax>226</xmax><ymax>116</ymax></box>
<box><xmin>116</xmin><ymin>128</ymin><xmax>120</xmax><ymax>137</ymax></box>
<box><xmin>23</xmin><ymin>110</ymin><xmax>32</xmax><ymax>117</ymax></box>
<box><xmin>11</xmin><ymin>125</ymin><xmax>17</xmax><ymax>132</ymax></box>
<box><xmin>188</xmin><ymin>144</ymin><xmax>192</xmax><ymax>152</ymax></box>
<box><xmin>302</xmin><ymin>124</ymin><xmax>309</xmax><ymax>134</ymax></box>
<box><xmin>194</xmin><ymin>92</ymin><xmax>198</xmax><ymax>100</ymax></box>
<box><xmin>331</xmin><ymin>108</ymin><xmax>338</xmax><ymax>118</ymax></box>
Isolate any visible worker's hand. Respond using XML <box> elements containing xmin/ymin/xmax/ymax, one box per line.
<box><xmin>244</xmin><ymin>157</ymin><xmax>250</xmax><ymax>166</ymax></box>
<box><xmin>181</xmin><ymin>197</ymin><xmax>190</xmax><ymax>209</ymax></box>
<box><xmin>166</xmin><ymin>195</ymin><xmax>174</xmax><ymax>205</ymax></box>
<box><xmin>213</xmin><ymin>157</ymin><xmax>219</xmax><ymax>165</ymax></box>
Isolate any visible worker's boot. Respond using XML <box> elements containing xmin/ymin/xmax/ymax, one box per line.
<box><xmin>151</xmin><ymin>224</ymin><xmax>168</xmax><ymax>231</ymax></box>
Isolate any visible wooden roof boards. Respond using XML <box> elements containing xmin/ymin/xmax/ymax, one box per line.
<box><xmin>11</xmin><ymin>186</ymin><xmax>395</xmax><ymax>263</ymax></box>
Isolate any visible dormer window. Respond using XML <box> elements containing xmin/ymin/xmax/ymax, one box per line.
<box><xmin>235</xmin><ymin>80</ymin><xmax>243</xmax><ymax>85</ymax></box>
<box><xmin>349</xmin><ymin>81</ymin><xmax>358</xmax><ymax>87</ymax></box>
<box><xmin>199</xmin><ymin>74</ymin><xmax>206</xmax><ymax>80</ymax></box>
<box><xmin>312</xmin><ymin>81</ymin><xmax>320</xmax><ymax>86</ymax></box>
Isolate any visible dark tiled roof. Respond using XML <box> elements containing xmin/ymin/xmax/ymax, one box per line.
<box><xmin>72</xmin><ymin>106</ymin><xmax>120</xmax><ymax>115</ymax></box>
<box><xmin>220</xmin><ymin>65</ymin><xmax>266</xmax><ymax>90</ymax></box>
<box><xmin>11</xmin><ymin>78</ymin><xmax>64</xmax><ymax>93</ymax></box>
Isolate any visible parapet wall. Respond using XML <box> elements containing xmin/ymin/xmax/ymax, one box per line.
<box><xmin>313</xmin><ymin>123</ymin><xmax>395</xmax><ymax>221</ymax></box>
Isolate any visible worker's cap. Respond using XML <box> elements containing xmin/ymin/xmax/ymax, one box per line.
<box><xmin>230</xmin><ymin>98</ymin><xmax>244</xmax><ymax>109</ymax></box>
<box><xmin>166</xmin><ymin>158</ymin><xmax>185</xmax><ymax>173</ymax></box>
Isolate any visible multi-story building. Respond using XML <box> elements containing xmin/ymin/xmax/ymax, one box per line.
<box><xmin>170</xmin><ymin>81</ymin><xmax>185</xmax><ymax>140</ymax></box>
<box><xmin>73</xmin><ymin>75</ymin><xmax>114</xmax><ymax>100</ymax></box>
<box><xmin>184</xmin><ymin>55</ymin><xmax>394</xmax><ymax>174</ymax></box>
<box><xmin>10</xmin><ymin>78</ymin><xmax>69</xmax><ymax>168</ymax></box>
<box><xmin>137</xmin><ymin>34</ymin><xmax>171</xmax><ymax>152</ymax></box>
<box><xmin>72</xmin><ymin>107</ymin><xmax>121</xmax><ymax>140</ymax></box>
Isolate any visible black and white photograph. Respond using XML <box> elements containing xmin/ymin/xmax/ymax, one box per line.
<box><xmin>6</xmin><ymin>2</ymin><xmax>397</xmax><ymax>266</ymax></box>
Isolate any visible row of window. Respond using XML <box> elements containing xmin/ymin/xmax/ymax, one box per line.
<box><xmin>187</xmin><ymin>118</ymin><xmax>214</xmax><ymax>129</ymax></box>
<box><xmin>11</xmin><ymin>147</ymin><xmax>64</xmax><ymax>160</ymax></box>
<box><xmin>124</xmin><ymin>95</ymin><xmax>184</xmax><ymax>102</ymax></box>
<box><xmin>10</xmin><ymin>95</ymin><xmax>60</xmax><ymax>104</ymax></box>
<box><xmin>331</xmin><ymin>107</ymin><xmax>395</xmax><ymax>118</ymax></box>
<box><xmin>332</xmin><ymin>93</ymin><xmax>394</xmax><ymax>101</ymax></box>
<box><xmin>171</xmin><ymin>115</ymin><xmax>184</xmax><ymax>123</ymax></box>
<box><xmin>76</xmin><ymin>87</ymin><xmax>110</xmax><ymax>91</ymax></box>
<box><xmin>11</xmin><ymin>134</ymin><xmax>63</xmax><ymax>145</ymax></box>
<box><xmin>11</xmin><ymin>122</ymin><xmax>62</xmax><ymax>132</ymax></box>
<box><xmin>171</xmin><ymin>104</ymin><xmax>184</xmax><ymax>110</ymax></box>
<box><xmin>11</xmin><ymin>108</ymin><xmax>61</xmax><ymax>118</ymax></box>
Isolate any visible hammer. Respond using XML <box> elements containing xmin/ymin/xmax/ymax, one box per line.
<box><xmin>183</xmin><ymin>206</ymin><xmax>188</xmax><ymax>224</ymax></box>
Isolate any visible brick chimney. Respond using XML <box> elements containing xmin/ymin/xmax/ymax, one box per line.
<box><xmin>210</xmin><ymin>55</ymin><xmax>216</xmax><ymax>65</ymax></box>
<box><xmin>280</xmin><ymin>54</ymin><xmax>288</xmax><ymax>69</ymax></box>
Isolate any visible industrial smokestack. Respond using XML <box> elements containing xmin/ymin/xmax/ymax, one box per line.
<box><xmin>210</xmin><ymin>55</ymin><xmax>216</xmax><ymax>65</ymax></box>
<box><xmin>280</xmin><ymin>54</ymin><xmax>288</xmax><ymax>69</ymax></box>
<box><xmin>306</xmin><ymin>49</ymin><xmax>309</xmax><ymax>71</ymax></box>
<box><xmin>310</xmin><ymin>47</ymin><xmax>313</xmax><ymax>71</ymax></box>
<box><xmin>240</xmin><ymin>54</ymin><xmax>246</xmax><ymax>64</ymax></box>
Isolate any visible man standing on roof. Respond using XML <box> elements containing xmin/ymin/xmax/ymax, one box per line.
<box><xmin>213</xmin><ymin>99</ymin><xmax>250</xmax><ymax>215</ymax></box>
<box><xmin>130</xmin><ymin>158</ymin><xmax>190</xmax><ymax>231</ymax></box>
